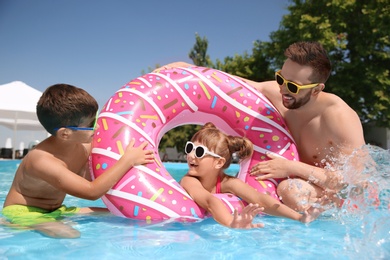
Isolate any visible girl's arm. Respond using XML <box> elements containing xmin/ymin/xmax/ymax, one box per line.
<box><xmin>180</xmin><ymin>175</ymin><xmax>263</xmax><ymax>229</ymax></box>
<box><xmin>225</xmin><ymin>178</ymin><xmax>320</xmax><ymax>223</ymax></box>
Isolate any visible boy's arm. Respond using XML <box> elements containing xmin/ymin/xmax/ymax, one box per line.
<box><xmin>29</xmin><ymin>139</ymin><xmax>154</xmax><ymax>200</ymax></box>
<box><xmin>81</xmin><ymin>143</ymin><xmax>93</xmax><ymax>181</ymax></box>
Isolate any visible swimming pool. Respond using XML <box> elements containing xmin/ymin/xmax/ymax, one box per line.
<box><xmin>1</xmin><ymin>146</ymin><xmax>389</xmax><ymax>259</ymax></box>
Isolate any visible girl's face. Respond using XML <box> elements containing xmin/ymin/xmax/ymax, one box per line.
<box><xmin>186</xmin><ymin>141</ymin><xmax>221</xmax><ymax>177</ymax></box>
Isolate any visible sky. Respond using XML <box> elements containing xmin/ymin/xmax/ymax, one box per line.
<box><xmin>0</xmin><ymin>0</ymin><xmax>289</xmax><ymax>149</ymax></box>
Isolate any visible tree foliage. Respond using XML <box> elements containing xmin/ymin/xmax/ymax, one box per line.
<box><xmin>189</xmin><ymin>33</ymin><xmax>213</xmax><ymax>67</ymax></box>
<box><xmin>214</xmin><ymin>41</ymin><xmax>275</xmax><ymax>82</ymax></box>
<box><xmin>159</xmin><ymin>124</ymin><xmax>199</xmax><ymax>154</ymax></box>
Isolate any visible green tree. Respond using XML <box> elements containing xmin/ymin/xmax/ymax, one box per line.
<box><xmin>159</xmin><ymin>125</ymin><xmax>199</xmax><ymax>156</ymax></box>
<box><xmin>189</xmin><ymin>33</ymin><xmax>213</xmax><ymax>67</ymax></box>
<box><xmin>263</xmin><ymin>0</ymin><xmax>390</xmax><ymax>127</ymax></box>
<box><xmin>214</xmin><ymin>41</ymin><xmax>274</xmax><ymax>82</ymax></box>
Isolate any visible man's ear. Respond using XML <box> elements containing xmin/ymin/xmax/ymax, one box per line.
<box><xmin>312</xmin><ymin>83</ymin><xmax>325</xmax><ymax>96</ymax></box>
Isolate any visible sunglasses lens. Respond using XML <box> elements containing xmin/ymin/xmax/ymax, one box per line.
<box><xmin>185</xmin><ymin>142</ymin><xmax>193</xmax><ymax>154</ymax></box>
<box><xmin>93</xmin><ymin>114</ymin><xmax>99</xmax><ymax>129</ymax></box>
<box><xmin>287</xmin><ymin>83</ymin><xmax>298</xmax><ymax>94</ymax></box>
<box><xmin>89</xmin><ymin>119</ymin><xmax>96</xmax><ymax>128</ymax></box>
<box><xmin>195</xmin><ymin>146</ymin><xmax>206</xmax><ymax>158</ymax></box>
<box><xmin>276</xmin><ymin>74</ymin><xmax>284</xmax><ymax>85</ymax></box>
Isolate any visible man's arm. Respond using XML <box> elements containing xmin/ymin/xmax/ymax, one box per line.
<box><xmin>153</xmin><ymin>61</ymin><xmax>194</xmax><ymax>72</ymax></box>
<box><xmin>154</xmin><ymin>61</ymin><xmax>284</xmax><ymax>113</ymax></box>
<box><xmin>250</xmin><ymin>154</ymin><xmax>343</xmax><ymax>190</ymax></box>
<box><xmin>234</xmin><ymin>77</ymin><xmax>286</xmax><ymax>115</ymax></box>
<box><xmin>252</xmin><ymin>103</ymin><xmax>366</xmax><ymax>191</ymax></box>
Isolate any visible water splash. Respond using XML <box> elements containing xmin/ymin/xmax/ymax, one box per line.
<box><xmin>335</xmin><ymin>145</ymin><xmax>390</xmax><ymax>258</ymax></box>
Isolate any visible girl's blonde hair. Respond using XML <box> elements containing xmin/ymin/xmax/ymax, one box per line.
<box><xmin>191</xmin><ymin>122</ymin><xmax>253</xmax><ymax>169</ymax></box>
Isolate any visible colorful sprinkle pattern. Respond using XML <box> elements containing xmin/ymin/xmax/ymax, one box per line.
<box><xmin>90</xmin><ymin>66</ymin><xmax>299</xmax><ymax>221</ymax></box>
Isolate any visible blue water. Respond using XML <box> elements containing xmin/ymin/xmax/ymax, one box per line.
<box><xmin>1</xmin><ymin>146</ymin><xmax>389</xmax><ymax>259</ymax></box>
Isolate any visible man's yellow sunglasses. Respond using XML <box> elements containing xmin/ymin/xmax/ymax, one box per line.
<box><xmin>275</xmin><ymin>70</ymin><xmax>319</xmax><ymax>94</ymax></box>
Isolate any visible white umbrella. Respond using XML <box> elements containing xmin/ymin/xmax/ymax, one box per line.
<box><xmin>0</xmin><ymin>81</ymin><xmax>47</xmax><ymax>158</ymax></box>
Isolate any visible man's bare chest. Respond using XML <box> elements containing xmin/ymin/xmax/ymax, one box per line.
<box><xmin>287</xmin><ymin>118</ymin><xmax>338</xmax><ymax>167</ymax></box>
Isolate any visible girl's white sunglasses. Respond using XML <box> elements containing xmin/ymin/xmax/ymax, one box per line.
<box><xmin>184</xmin><ymin>142</ymin><xmax>222</xmax><ymax>158</ymax></box>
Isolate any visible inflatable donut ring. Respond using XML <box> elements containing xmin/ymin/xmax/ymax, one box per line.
<box><xmin>90</xmin><ymin>66</ymin><xmax>299</xmax><ymax>221</ymax></box>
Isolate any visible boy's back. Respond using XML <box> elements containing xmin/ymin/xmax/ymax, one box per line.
<box><xmin>4</xmin><ymin>138</ymin><xmax>91</xmax><ymax>211</ymax></box>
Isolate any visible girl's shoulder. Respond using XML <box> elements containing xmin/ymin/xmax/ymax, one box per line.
<box><xmin>220</xmin><ymin>175</ymin><xmax>245</xmax><ymax>191</ymax></box>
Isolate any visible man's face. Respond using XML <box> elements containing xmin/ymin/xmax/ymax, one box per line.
<box><xmin>278</xmin><ymin>59</ymin><xmax>317</xmax><ymax>110</ymax></box>
<box><xmin>281</xmin><ymin>89</ymin><xmax>312</xmax><ymax>109</ymax></box>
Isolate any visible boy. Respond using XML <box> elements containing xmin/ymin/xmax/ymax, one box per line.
<box><xmin>2</xmin><ymin>84</ymin><xmax>154</xmax><ymax>238</ymax></box>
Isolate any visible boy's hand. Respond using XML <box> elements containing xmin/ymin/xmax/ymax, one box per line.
<box><xmin>121</xmin><ymin>138</ymin><xmax>155</xmax><ymax>166</ymax></box>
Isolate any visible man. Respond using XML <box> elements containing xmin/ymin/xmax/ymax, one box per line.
<box><xmin>156</xmin><ymin>41</ymin><xmax>366</xmax><ymax>211</ymax></box>
<box><xmin>247</xmin><ymin>42</ymin><xmax>366</xmax><ymax>211</ymax></box>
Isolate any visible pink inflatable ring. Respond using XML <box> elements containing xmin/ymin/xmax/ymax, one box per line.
<box><xmin>90</xmin><ymin>66</ymin><xmax>299</xmax><ymax>221</ymax></box>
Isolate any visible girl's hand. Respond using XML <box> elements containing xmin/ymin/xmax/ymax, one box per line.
<box><xmin>230</xmin><ymin>203</ymin><xmax>264</xmax><ymax>229</ymax></box>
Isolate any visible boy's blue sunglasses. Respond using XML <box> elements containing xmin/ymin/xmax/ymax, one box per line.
<box><xmin>57</xmin><ymin>126</ymin><xmax>95</xmax><ymax>131</ymax></box>
<box><xmin>54</xmin><ymin>113</ymin><xmax>98</xmax><ymax>131</ymax></box>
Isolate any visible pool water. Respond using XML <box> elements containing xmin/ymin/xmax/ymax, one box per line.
<box><xmin>1</xmin><ymin>146</ymin><xmax>389</xmax><ymax>259</ymax></box>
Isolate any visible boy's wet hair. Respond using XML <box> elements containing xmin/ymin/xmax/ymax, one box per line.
<box><xmin>36</xmin><ymin>84</ymin><xmax>98</xmax><ymax>135</ymax></box>
<box><xmin>191</xmin><ymin>122</ymin><xmax>253</xmax><ymax>169</ymax></box>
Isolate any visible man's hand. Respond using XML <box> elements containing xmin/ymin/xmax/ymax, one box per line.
<box><xmin>250</xmin><ymin>152</ymin><xmax>292</xmax><ymax>180</ymax></box>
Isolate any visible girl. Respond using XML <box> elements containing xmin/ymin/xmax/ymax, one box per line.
<box><xmin>180</xmin><ymin>122</ymin><xmax>322</xmax><ymax>229</ymax></box>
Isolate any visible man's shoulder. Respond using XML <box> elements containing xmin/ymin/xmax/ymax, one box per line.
<box><xmin>255</xmin><ymin>80</ymin><xmax>279</xmax><ymax>91</ymax></box>
<box><xmin>322</xmin><ymin>92</ymin><xmax>357</xmax><ymax>114</ymax></box>
<box><xmin>321</xmin><ymin>93</ymin><xmax>361</xmax><ymax>131</ymax></box>
<box><xmin>254</xmin><ymin>80</ymin><xmax>283</xmax><ymax>109</ymax></box>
